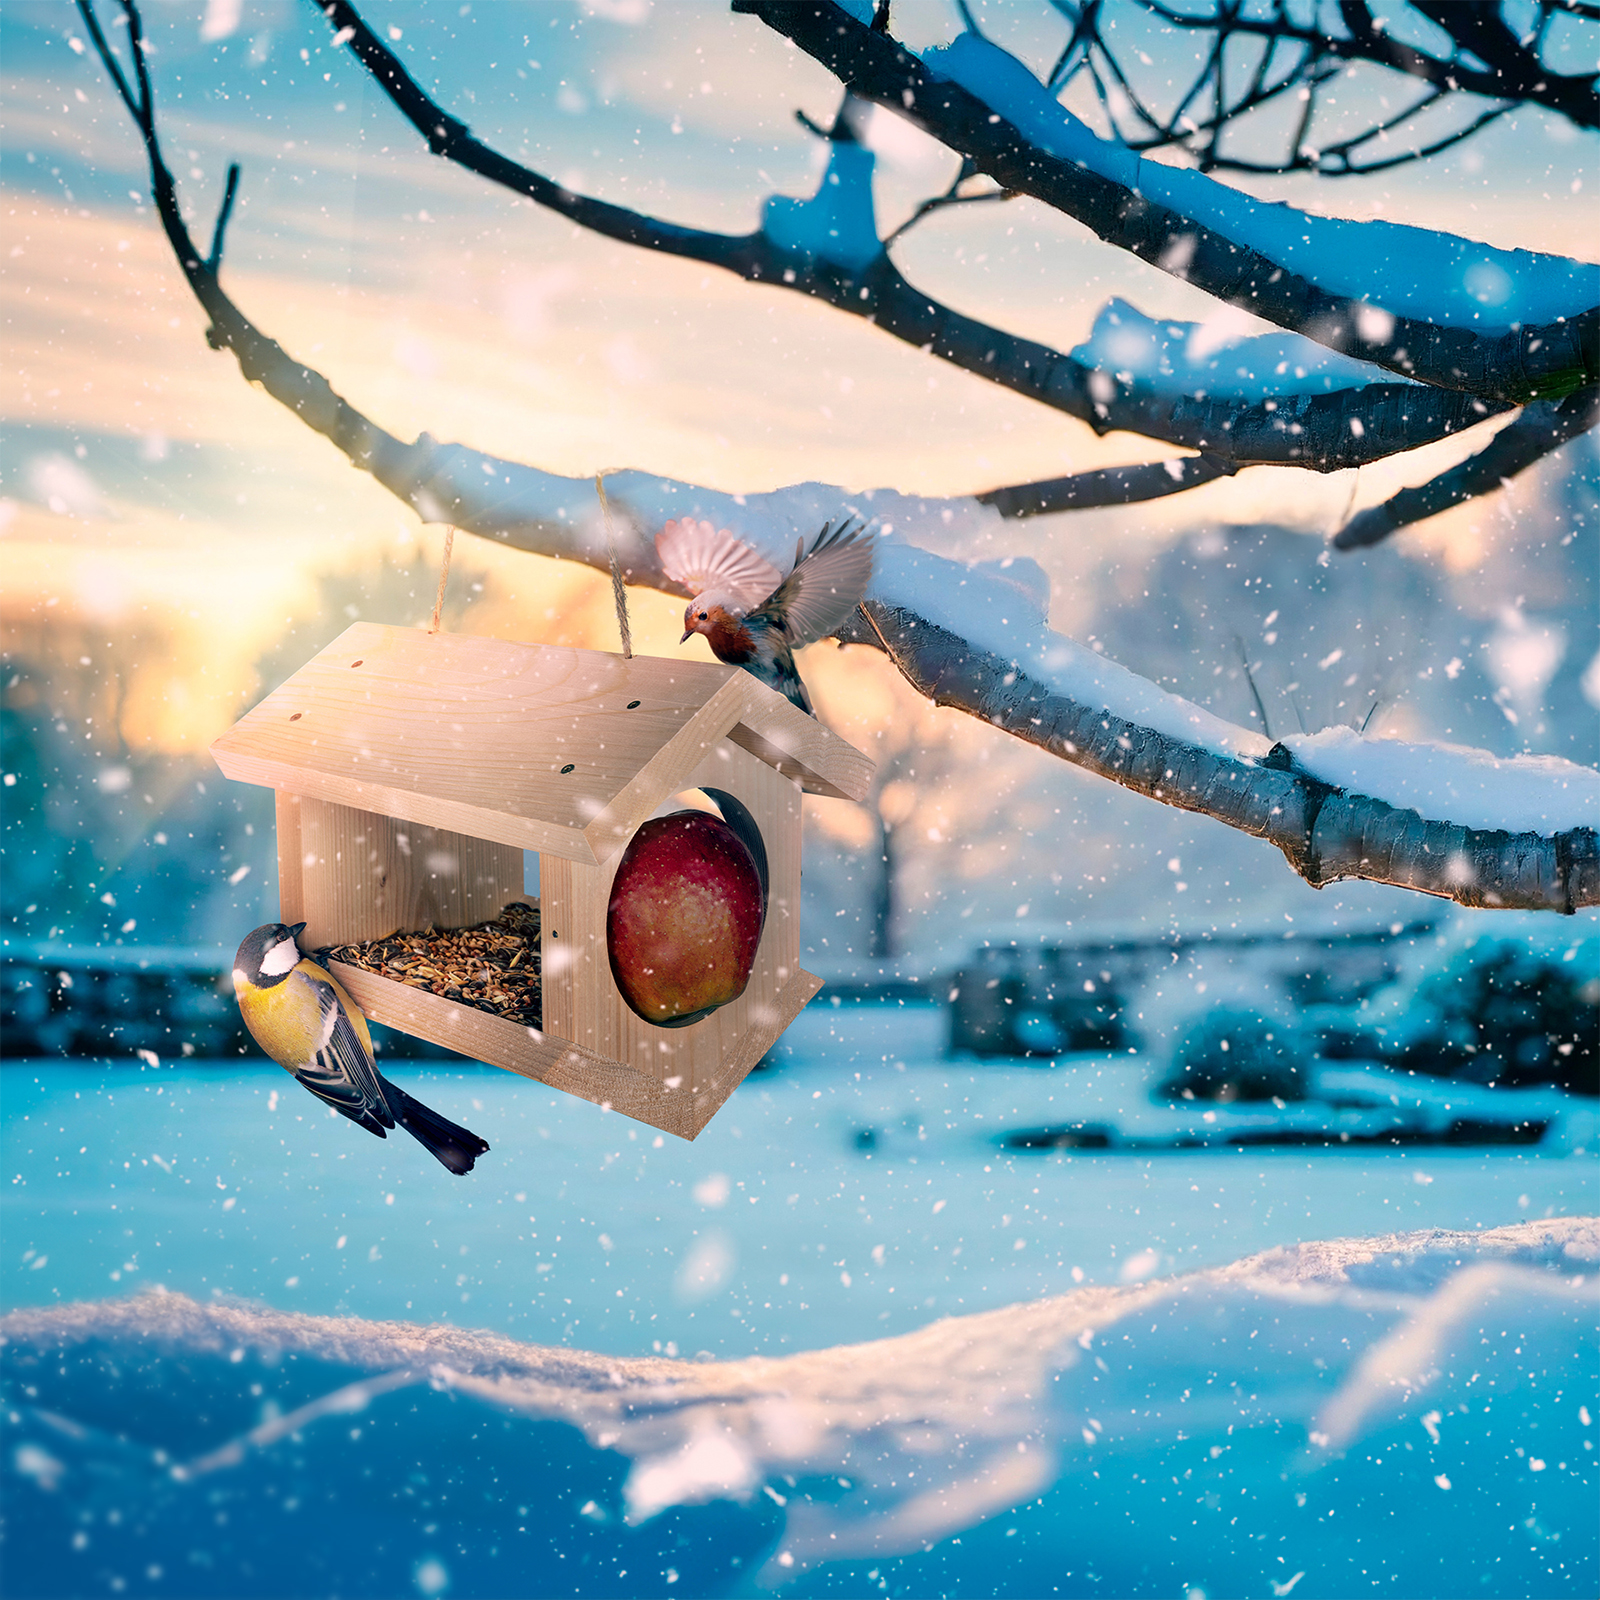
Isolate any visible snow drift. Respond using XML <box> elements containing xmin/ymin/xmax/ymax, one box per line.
<box><xmin>4</xmin><ymin>1218</ymin><xmax>1594</xmax><ymax>1597</ymax></box>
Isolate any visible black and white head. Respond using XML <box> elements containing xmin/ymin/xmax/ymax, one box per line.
<box><xmin>233</xmin><ymin>922</ymin><xmax>307</xmax><ymax>990</ymax></box>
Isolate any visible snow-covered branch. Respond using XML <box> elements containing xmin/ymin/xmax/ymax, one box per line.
<box><xmin>738</xmin><ymin>2</ymin><xmax>1600</xmax><ymax>405</ymax></box>
<box><xmin>1336</xmin><ymin>385</ymin><xmax>1600</xmax><ymax>549</ymax></box>
<box><xmin>80</xmin><ymin>0</ymin><xmax>1600</xmax><ymax>913</ymax></box>
<box><xmin>316</xmin><ymin>0</ymin><xmax>1504</xmax><ymax>478</ymax></box>
<box><xmin>848</xmin><ymin>594</ymin><xmax>1597</xmax><ymax>912</ymax></box>
<box><xmin>292</xmin><ymin>394</ymin><xmax>1600</xmax><ymax>910</ymax></box>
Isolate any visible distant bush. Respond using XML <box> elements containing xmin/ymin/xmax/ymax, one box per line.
<box><xmin>1397</xmin><ymin>943</ymin><xmax>1598</xmax><ymax>1096</ymax></box>
<box><xmin>1157</xmin><ymin>1008</ymin><xmax>1306</xmax><ymax>1103</ymax></box>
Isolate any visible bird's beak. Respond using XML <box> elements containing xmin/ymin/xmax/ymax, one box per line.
<box><xmin>289</xmin><ymin>921</ymin><xmax>307</xmax><ymax>942</ymax></box>
<box><xmin>680</xmin><ymin>626</ymin><xmax>693</xmax><ymax>643</ymax></box>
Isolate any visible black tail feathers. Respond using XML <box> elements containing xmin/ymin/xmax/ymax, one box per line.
<box><xmin>385</xmin><ymin>1081</ymin><xmax>491</xmax><ymax>1176</ymax></box>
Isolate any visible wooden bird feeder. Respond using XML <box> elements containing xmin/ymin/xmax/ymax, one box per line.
<box><xmin>210</xmin><ymin>622</ymin><xmax>873</xmax><ymax>1140</ymax></box>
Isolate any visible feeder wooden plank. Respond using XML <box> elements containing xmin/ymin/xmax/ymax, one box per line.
<box><xmin>541</xmin><ymin>739</ymin><xmax>803</xmax><ymax>1093</ymax></box>
<box><xmin>275</xmin><ymin>792</ymin><xmax>305</xmax><ymax>928</ymax></box>
<box><xmin>211</xmin><ymin>624</ymin><xmax>870</xmax><ymax>859</ymax></box>
<box><xmin>330</xmin><ymin>957</ymin><xmax>820</xmax><ymax>1140</ymax></box>
<box><xmin>726</xmin><ymin>686</ymin><xmax>874</xmax><ymax>804</ymax></box>
<box><xmin>572</xmin><ymin>672</ymin><xmax>751</xmax><ymax>863</ymax></box>
<box><xmin>689</xmin><ymin>966</ymin><xmax>822</xmax><ymax>1132</ymax></box>
<box><xmin>291</xmin><ymin>797</ymin><xmax>523</xmax><ymax>950</ymax></box>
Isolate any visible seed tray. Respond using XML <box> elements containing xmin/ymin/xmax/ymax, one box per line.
<box><xmin>321</xmin><ymin>900</ymin><xmax>542</xmax><ymax>1030</ymax></box>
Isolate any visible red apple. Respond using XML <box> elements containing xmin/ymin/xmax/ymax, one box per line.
<box><xmin>607</xmin><ymin>810</ymin><xmax>766</xmax><ymax>1025</ymax></box>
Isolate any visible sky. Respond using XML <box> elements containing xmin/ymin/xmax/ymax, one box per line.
<box><xmin>2</xmin><ymin>0</ymin><xmax>1596</xmax><ymax>944</ymax></box>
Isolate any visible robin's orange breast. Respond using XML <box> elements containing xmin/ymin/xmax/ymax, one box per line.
<box><xmin>705</xmin><ymin>617</ymin><xmax>757</xmax><ymax>662</ymax></box>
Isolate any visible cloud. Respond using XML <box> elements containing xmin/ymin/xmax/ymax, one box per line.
<box><xmin>26</xmin><ymin>454</ymin><xmax>106</xmax><ymax>519</ymax></box>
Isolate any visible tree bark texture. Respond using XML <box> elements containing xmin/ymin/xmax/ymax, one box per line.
<box><xmin>851</xmin><ymin>603</ymin><xmax>1599</xmax><ymax>913</ymax></box>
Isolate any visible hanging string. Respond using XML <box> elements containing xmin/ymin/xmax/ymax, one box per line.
<box><xmin>595</xmin><ymin>471</ymin><xmax>633</xmax><ymax>658</ymax></box>
<box><xmin>1332</xmin><ymin>467</ymin><xmax>1361</xmax><ymax>546</ymax></box>
<box><xmin>428</xmin><ymin>524</ymin><xmax>457</xmax><ymax>634</ymax></box>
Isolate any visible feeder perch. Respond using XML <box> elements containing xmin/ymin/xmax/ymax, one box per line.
<box><xmin>210</xmin><ymin>623</ymin><xmax>873</xmax><ymax>1139</ymax></box>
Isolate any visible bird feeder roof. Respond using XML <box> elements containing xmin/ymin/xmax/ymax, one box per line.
<box><xmin>211</xmin><ymin>622</ymin><xmax>873</xmax><ymax>865</ymax></box>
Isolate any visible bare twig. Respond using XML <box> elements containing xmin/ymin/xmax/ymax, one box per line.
<box><xmin>206</xmin><ymin>161</ymin><xmax>241</xmax><ymax>272</ymax></box>
<box><xmin>976</xmin><ymin>455</ymin><xmax>1236</xmax><ymax>518</ymax></box>
<box><xmin>881</xmin><ymin>164</ymin><xmax>1017</xmax><ymax>250</ymax></box>
<box><xmin>738</xmin><ymin>0</ymin><xmax>1599</xmax><ymax>405</ymax></box>
<box><xmin>74</xmin><ymin>0</ymin><xmax>418</xmax><ymax>505</ymax></box>
<box><xmin>1237</xmin><ymin>637</ymin><xmax>1273</xmax><ymax>739</ymax></box>
<box><xmin>1335</xmin><ymin>386</ymin><xmax>1600</xmax><ymax>548</ymax></box>
<box><xmin>1127</xmin><ymin>0</ymin><xmax>1598</xmax><ymax>134</ymax></box>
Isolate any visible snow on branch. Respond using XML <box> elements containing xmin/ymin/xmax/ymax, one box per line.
<box><xmin>1336</xmin><ymin>385</ymin><xmax>1600</xmax><ymax>549</ymax></box>
<box><xmin>763</xmin><ymin>141</ymin><xmax>883</xmax><ymax>270</ymax></box>
<box><xmin>1074</xmin><ymin>298</ymin><xmax>1425</xmax><ymax>404</ymax></box>
<box><xmin>78</xmin><ymin>0</ymin><xmax>1599</xmax><ymax>913</ymax></box>
<box><xmin>739</xmin><ymin>2</ymin><xmax>1600</xmax><ymax>405</ymax></box>
<box><xmin>847</xmin><ymin>578</ymin><xmax>1597</xmax><ymax>914</ymax></box>
<box><xmin>315</xmin><ymin>0</ymin><xmax>1503</xmax><ymax>481</ymax></box>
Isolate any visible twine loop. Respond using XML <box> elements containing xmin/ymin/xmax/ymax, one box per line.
<box><xmin>595</xmin><ymin>471</ymin><xmax>633</xmax><ymax>659</ymax></box>
<box><xmin>428</xmin><ymin>524</ymin><xmax>457</xmax><ymax>635</ymax></box>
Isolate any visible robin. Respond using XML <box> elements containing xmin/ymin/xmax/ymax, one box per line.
<box><xmin>232</xmin><ymin>922</ymin><xmax>490</xmax><ymax>1175</ymax></box>
<box><xmin>657</xmin><ymin>516</ymin><xmax>875</xmax><ymax>714</ymax></box>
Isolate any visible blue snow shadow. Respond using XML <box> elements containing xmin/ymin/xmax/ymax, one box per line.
<box><xmin>4</xmin><ymin>1218</ymin><xmax>1596</xmax><ymax>1598</ymax></box>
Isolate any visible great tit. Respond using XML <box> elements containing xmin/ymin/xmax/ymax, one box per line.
<box><xmin>232</xmin><ymin>922</ymin><xmax>490</xmax><ymax>1176</ymax></box>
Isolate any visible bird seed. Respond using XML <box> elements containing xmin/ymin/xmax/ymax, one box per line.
<box><xmin>322</xmin><ymin>900</ymin><xmax>542</xmax><ymax>1028</ymax></box>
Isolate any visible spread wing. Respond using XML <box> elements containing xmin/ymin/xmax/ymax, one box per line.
<box><xmin>288</xmin><ymin>961</ymin><xmax>394</xmax><ymax>1134</ymax></box>
<box><xmin>750</xmin><ymin>518</ymin><xmax>876</xmax><ymax>647</ymax></box>
<box><xmin>656</xmin><ymin>518</ymin><xmax>782</xmax><ymax>609</ymax></box>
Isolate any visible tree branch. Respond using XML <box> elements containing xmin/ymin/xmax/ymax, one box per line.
<box><xmin>1130</xmin><ymin>0</ymin><xmax>1599</xmax><ymax>134</ymax></box>
<box><xmin>976</xmin><ymin>454</ymin><xmax>1236</xmax><ymax>518</ymax></box>
<box><xmin>736</xmin><ymin>1</ymin><xmax>1599</xmax><ymax>405</ymax></box>
<box><xmin>852</xmin><ymin>600</ymin><xmax>1597</xmax><ymax>913</ymax></box>
<box><xmin>73</xmin><ymin>1</ymin><xmax>414</xmax><ymax>492</ymax></box>
<box><xmin>1335</xmin><ymin>385</ymin><xmax>1600</xmax><ymax>549</ymax></box>
<box><xmin>78</xmin><ymin>0</ymin><xmax>1600</xmax><ymax>913</ymax></box>
<box><xmin>315</xmin><ymin>0</ymin><xmax>1505</xmax><ymax>475</ymax></box>
<box><xmin>880</xmin><ymin>163</ymin><xmax>1016</xmax><ymax>249</ymax></box>
<box><xmin>206</xmin><ymin>161</ymin><xmax>241</xmax><ymax>273</ymax></box>
<box><xmin>1209</xmin><ymin>99</ymin><xmax>1516</xmax><ymax>180</ymax></box>
<box><xmin>1378</xmin><ymin>2</ymin><xmax>1598</xmax><ymax>129</ymax></box>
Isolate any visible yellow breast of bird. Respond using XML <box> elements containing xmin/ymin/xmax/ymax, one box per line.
<box><xmin>237</xmin><ymin>979</ymin><xmax>318</xmax><ymax>1071</ymax></box>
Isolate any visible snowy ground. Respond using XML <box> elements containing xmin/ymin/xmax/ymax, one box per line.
<box><xmin>3</xmin><ymin>1003</ymin><xmax>1597</xmax><ymax>1598</ymax></box>
<box><xmin>4</xmin><ymin>1004</ymin><xmax>1593</xmax><ymax>1361</ymax></box>
<box><xmin>4</xmin><ymin>1218</ymin><xmax>1595</xmax><ymax>1598</ymax></box>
